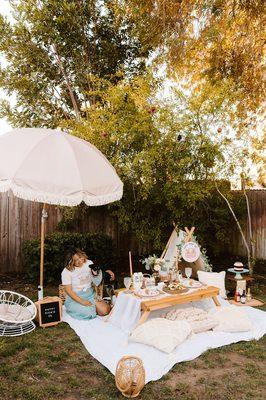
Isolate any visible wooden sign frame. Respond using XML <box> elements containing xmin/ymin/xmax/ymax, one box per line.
<box><xmin>35</xmin><ymin>296</ymin><xmax>62</xmax><ymax>328</ymax></box>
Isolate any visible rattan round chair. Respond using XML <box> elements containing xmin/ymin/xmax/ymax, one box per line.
<box><xmin>0</xmin><ymin>290</ymin><xmax>37</xmax><ymax>337</ymax></box>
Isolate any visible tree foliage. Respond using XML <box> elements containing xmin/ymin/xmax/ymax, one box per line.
<box><xmin>118</xmin><ymin>0</ymin><xmax>266</xmax><ymax>118</ymax></box>
<box><xmin>0</xmin><ymin>1</ymin><xmax>251</xmax><ymax>252</ymax></box>
<box><xmin>66</xmin><ymin>74</ymin><xmax>242</xmax><ymax>249</ymax></box>
<box><xmin>0</xmin><ymin>0</ymin><xmax>148</xmax><ymax>126</ymax></box>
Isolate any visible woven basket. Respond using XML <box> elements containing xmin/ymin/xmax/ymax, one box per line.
<box><xmin>58</xmin><ymin>285</ymin><xmax>66</xmax><ymax>304</ymax></box>
<box><xmin>115</xmin><ymin>356</ymin><xmax>145</xmax><ymax>398</ymax></box>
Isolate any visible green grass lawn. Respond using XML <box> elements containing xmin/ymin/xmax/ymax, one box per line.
<box><xmin>0</xmin><ymin>275</ymin><xmax>265</xmax><ymax>400</ymax></box>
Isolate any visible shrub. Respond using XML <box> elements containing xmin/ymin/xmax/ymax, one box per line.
<box><xmin>22</xmin><ymin>232</ymin><xmax>116</xmax><ymax>284</ymax></box>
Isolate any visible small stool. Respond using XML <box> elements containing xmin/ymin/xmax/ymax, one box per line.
<box><xmin>226</xmin><ymin>274</ymin><xmax>254</xmax><ymax>297</ymax></box>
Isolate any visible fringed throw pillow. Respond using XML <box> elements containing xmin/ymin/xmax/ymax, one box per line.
<box><xmin>129</xmin><ymin>318</ymin><xmax>191</xmax><ymax>353</ymax></box>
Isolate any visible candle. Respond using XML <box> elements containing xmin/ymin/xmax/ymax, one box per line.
<box><xmin>129</xmin><ymin>251</ymin><xmax>133</xmax><ymax>277</ymax></box>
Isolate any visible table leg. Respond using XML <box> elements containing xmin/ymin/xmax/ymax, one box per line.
<box><xmin>212</xmin><ymin>296</ymin><xmax>221</xmax><ymax>306</ymax></box>
<box><xmin>137</xmin><ymin>310</ymin><xmax>150</xmax><ymax>326</ymax></box>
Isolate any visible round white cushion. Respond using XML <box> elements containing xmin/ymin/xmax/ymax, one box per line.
<box><xmin>0</xmin><ymin>303</ymin><xmax>32</xmax><ymax>322</ymax></box>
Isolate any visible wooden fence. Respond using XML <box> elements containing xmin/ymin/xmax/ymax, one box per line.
<box><xmin>0</xmin><ymin>190</ymin><xmax>265</xmax><ymax>274</ymax></box>
<box><xmin>0</xmin><ymin>192</ymin><xmax>146</xmax><ymax>274</ymax></box>
<box><xmin>229</xmin><ymin>190</ymin><xmax>266</xmax><ymax>260</ymax></box>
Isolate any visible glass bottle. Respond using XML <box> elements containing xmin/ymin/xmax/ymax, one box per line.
<box><xmin>240</xmin><ymin>289</ymin><xmax>246</xmax><ymax>304</ymax></box>
<box><xmin>246</xmin><ymin>287</ymin><xmax>252</xmax><ymax>302</ymax></box>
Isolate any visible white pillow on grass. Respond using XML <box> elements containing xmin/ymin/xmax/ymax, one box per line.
<box><xmin>129</xmin><ymin>318</ymin><xmax>191</xmax><ymax>353</ymax></box>
<box><xmin>209</xmin><ymin>306</ymin><xmax>253</xmax><ymax>332</ymax></box>
<box><xmin>197</xmin><ymin>270</ymin><xmax>227</xmax><ymax>298</ymax></box>
<box><xmin>162</xmin><ymin>307</ymin><xmax>218</xmax><ymax>333</ymax></box>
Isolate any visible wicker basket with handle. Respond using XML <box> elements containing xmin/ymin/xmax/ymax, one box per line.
<box><xmin>115</xmin><ymin>356</ymin><xmax>145</xmax><ymax>398</ymax></box>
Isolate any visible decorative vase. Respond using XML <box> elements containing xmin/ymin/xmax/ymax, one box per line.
<box><xmin>152</xmin><ymin>272</ymin><xmax>160</xmax><ymax>285</ymax></box>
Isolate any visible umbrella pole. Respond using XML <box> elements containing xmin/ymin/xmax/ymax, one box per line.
<box><xmin>38</xmin><ymin>203</ymin><xmax>48</xmax><ymax>300</ymax></box>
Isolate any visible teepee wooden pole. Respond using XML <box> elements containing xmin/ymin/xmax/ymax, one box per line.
<box><xmin>184</xmin><ymin>226</ymin><xmax>195</xmax><ymax>242</ymax></box>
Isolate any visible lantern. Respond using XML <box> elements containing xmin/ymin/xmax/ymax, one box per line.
<box><xmin>115</xmin><ymin>356</ymin><xmax>145</xmax><ymax>398</ymax></box>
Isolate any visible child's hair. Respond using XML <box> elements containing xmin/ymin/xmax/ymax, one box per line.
<box><xmin>65</xmin><ymin>248</ymin><xmax>88</xmax><ymax>271</ymax></box>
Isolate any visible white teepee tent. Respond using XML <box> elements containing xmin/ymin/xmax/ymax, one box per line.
<box><xmin>161</xmin><ymin>226</ymin><xmax>211</xmax><ymax>276</ymax></box>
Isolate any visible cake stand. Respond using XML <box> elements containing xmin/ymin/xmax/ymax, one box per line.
<box><xmin>227</xmin><ymin>268</ymin><xmax>249</xmax><ymax>280</ymax></box>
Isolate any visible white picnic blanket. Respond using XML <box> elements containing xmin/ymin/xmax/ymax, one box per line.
<box><xmin>62</xmin><ymin>297</ymin><xmax>266</xmax><ymax>383</ymax></box>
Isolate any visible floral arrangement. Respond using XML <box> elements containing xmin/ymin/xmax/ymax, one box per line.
<box><xmin>141</xmin><ymin>255</ymin><xmax>166</xmax><ymax>273</ymax></box>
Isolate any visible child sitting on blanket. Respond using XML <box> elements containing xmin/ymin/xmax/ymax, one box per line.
<box><xmin>61</xmin><ymin>249</ymin><xmax>114</xmax><ymax>320</ymax></box>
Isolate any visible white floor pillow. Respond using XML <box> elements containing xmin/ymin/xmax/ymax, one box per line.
<box><xmin>129</xmin><ymin>318</ymin><xmax>191</xmax><ymax>353</ymax></box>
<box><xmin>197</xmin><ymin>270</ymin><xmax>227</xmax><ymax>298</ymax></box>
<box><xmin>191</xmin><ymin>318</ymin><xmax>218</xmax><ymax>333</ymax></box>
<box><xmin>162</xmin><ymin>307</ymin><xmax>218</xmax><ymax>333</ymax></box>
<box><xmin>209</xmin><ymin>306</ymin><xmax>253</xmax><ymax>332</ymax></box>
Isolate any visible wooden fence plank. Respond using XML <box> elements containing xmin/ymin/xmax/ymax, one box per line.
<box><xmin>0</xmin><ymin>192</ymin><xmax>9</xmax><ymax>273</ymax></box>
<box><xmin>230</xmin><ymin>190</ymin><xmax>266</xmax><ymax>259</ymax></box>
<box><xmin>0</xmin><ymin>190</ymin><xmax>265</xmax><ymax>274</ymax></box>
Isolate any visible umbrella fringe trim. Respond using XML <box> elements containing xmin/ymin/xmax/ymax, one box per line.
<box><xmin>0</xmin><ymin>183</ymin><xmax>123</xmax><ymax>206</ymax></box>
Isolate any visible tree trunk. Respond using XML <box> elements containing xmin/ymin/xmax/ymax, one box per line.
<box><xmin>51</xmin><ymin>44</ymin><xmax>81</xmax><ymax>121</ymax></box>
<box><xmin>243</xmin><ymin>180</ymin><xmax>255</xmax><ymax>274</ymax></box>
<box><xmin>215</xmin><ymin>183</ymin><xmax>252</xmax><ymax>271</ymax></box>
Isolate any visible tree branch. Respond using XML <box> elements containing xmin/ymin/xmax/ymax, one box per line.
<box><xmin>242</xmin><ymin>177</ymin><xmax>255</xmax><ymax>273</ymax></box>
<box><xmin>215</xmin><ymin>182</ymin><xmax>251</xmax><ymax>268</ymax></box>
<box><xmin>51</xmin><ymin>44</ymin><xmax>81</xmax><ymax>120</ymax></box>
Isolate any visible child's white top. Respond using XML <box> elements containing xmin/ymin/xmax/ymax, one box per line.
<box><xmin>61</xmin><ymin>260</ymin><xmax>102</xmax><ymax>292</ymax></box>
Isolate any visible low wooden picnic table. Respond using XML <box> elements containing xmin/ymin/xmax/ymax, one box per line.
<box><xmin>138</xmin><ymin>286</ymin><xmax>220</xmax><ymax>326</ymax></box>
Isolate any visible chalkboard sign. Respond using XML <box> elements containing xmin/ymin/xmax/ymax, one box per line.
<box><xmin>40</xmin><ymin>301</ymin><xmax>60</xmax><ymax>325</ymax></box>
<box><xmin>35</xmin><ymin>296</ymin><xmax>62</xmax><ymax>328</ymax></box>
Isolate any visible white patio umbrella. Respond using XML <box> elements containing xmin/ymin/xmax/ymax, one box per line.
<box><xmin>0</xmin><ymin>128</ymin><xmax>123</xmax><ymax>297</ymax></box>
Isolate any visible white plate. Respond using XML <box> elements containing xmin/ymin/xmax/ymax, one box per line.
<box><xmin>135</xmin><ymin>288</ymin><xmax>161</xmax><ymax>297</ymax></box>
<box><xmin>181</xmin><ymin>242</ymin><xmax>200</xmax><ymax>263</ymax></box>
<box><xmin>182</xmin><ymin>280</ymin><xmax>203</xmax><ymax>289</ymax></box>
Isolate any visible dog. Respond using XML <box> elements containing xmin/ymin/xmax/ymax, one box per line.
<box><xmin>91</xmin><ymin>263</ymin><xmax>115</xmax><ymax>302</ymax></box>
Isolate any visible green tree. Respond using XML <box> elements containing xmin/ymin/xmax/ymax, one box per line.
<box><xmin>0</xmin><ymin>0</ymin><xmax>148</xmax><ymax>127</ymax></box>
<box><xmin>66</xmin><ymin>74</ymin><xmax>240</xmax><ymax>249</ymax></box>
<box><xmin>116</xmin><ymin>0</ymin><xmax>265</xmax><ymax>191</ymax></box>
<box><xmin>118</xmin><ymin>0</ymin><xmax>265</xmax><ymax>119</ymax></box>
<box><xmin>0</xmin><ymin>1</ymin><xmax>249</xmax><ymax>254</ymax></box>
